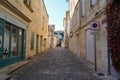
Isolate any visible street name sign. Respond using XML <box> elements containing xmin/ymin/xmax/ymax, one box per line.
<box><xmin>90</xmin><ymin>30</ymin><xmax>99</xmax><ymax>35</ymax></box>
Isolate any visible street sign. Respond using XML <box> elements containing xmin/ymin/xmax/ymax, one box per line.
<box><xmin>90</xmin><ymin>30</ymin><xmax>99</xmax><ymax>35</ymax></box>
<box><xmin>90</xmin><ymin>21</ymin><xmax>99</xmax><ymax>30</ymax></box>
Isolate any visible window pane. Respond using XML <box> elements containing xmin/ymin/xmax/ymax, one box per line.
<box><xmin>0</xmin><ymin>36</ymin><xmax>2</xmax><ymax>48</ymax></box>
<box><xmin>11</xmin><ymin>27</ymin><xmax>18</xmax><ymax>57</ymax></box>
<box><xmin>18</xmin><ymin>29</ymin><xmax>22</xmax><ymax>55</ymax></box>
<box><xmin>3</xmin><ymin>24</ymin><xmax>10</xmax><ymax>59</ymax></box>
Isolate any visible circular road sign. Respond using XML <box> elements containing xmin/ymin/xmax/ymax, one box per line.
<box><xmin>90</xmin><ymin>21</ymin><xmax>99</xmax><ymax>30</ymax></box>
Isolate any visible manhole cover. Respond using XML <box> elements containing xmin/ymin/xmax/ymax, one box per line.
<box><xmin>97</xmin><ymin>73</ymin><xmax>105</xmax><ymax>76</ymax></box>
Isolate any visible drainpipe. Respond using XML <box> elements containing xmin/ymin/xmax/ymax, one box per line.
<box><xmin>106</xmin><ymin>28</ymin><xmax>111</xmax><ymax>75</ymax></box>
<box><xmin>94</xmin><ymin>34</ymin><xmax>97</xmax><ymax>71</ymax></box>
<box><xmin>106</xmin><ymin>0</ymin><xmax>111</xmax><ymax>75</ymax></box>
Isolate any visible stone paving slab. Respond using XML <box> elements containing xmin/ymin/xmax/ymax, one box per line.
<box><xmin>0</xmin><ymin>61</ymin><xmax>28</xmax><ymax>80</ymax></box>
<box><xmin>9</xmin><ymin>48</ymin><xmax>106</xmax><ymax>80</ymax></box>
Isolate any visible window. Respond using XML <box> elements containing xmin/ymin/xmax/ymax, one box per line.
<box><xmin>11</xmin><ymin>27</ymin><xmax>18</xmax><ymax>56</ymax></box>
<box><xmin>30</xmin><ymin>32</ymin><xmax>34</xmax><ymax>50</ymax></box>
<box><xmin>18</xmin><ymin>29</ymin><xmax>22</xmax><ymax>55</ymax></box>
<box><xmin>0</xmin><ymin>19</ymin><xmax>25</xmax><ymax>61</ymax></box>
<box><xmin>90</xmin><ymin>0</ymin><xmax>97</xmax><ymax>7</ymax></box>
<box><xmin>23</xmin><ymin>0</ymin><xmax>33</xmax><ymax>12</ymax></box>
<box><xmin>3</xmin><ymin>24</ymin><xmax>10</xmax><ymax>59</ymax></box>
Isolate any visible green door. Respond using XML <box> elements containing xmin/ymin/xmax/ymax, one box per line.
<box><xmin>0</xmin><ymin>20</ymin><xmax>4</xmax><ymax>59</ymax></box>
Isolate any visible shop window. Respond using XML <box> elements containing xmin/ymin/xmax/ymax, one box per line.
<box><xmin>0</xmin><ymin>37</ymin><xmax>2</xmax><ymax>48</ymax></box>
<box><xmin>3</xmin><ymin>24</ymin><xmax>10</xmax><ymax>59</ymax></box>
<box><xmin>18</xmin><ymin>29</ymin><xmax>22</xmax><ymax>55</ymax></box>
<box><xmin>30</xmin><ymin>32</ymin><xmax>34</xmax><ymax>50</ymax></box>
<box><xmin>0</xmin><ymin>20</ymin><xmax>24</xmax><ymax>60</ymax></box>
<box><xmin>11</xmin><ymin>27</ymin><xmax>18</xmax><ymax>57</ymax></box>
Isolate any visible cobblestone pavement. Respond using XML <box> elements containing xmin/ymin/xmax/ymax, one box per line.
<box><xmin>10</xmin><ymin>47</ymin><xmax>103</xmax><ymax>80</ymax></box>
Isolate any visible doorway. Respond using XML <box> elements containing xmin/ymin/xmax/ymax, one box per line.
<box><xmin>86</xmin><ymin>29</ymin><xmax>95</xmax><ymax>63</ymax></box>
<box><xmin>36</xmin><ymin>35</ymin><xmax>39</xmax><ymax>54</ymax></box>
<box><xmin>0</xmin><ymin>19</ymin><xmax>26</xmax><ymax>68</ymax></box>
<box><xmin>44</xmin><ymin>38</ymin><xmax>46</xmax><ymax>51</ymax></box>
<box><xmin>40</xmin><ymin>36</ymin><xmax>43</xmax><ymax>52</ymax></box>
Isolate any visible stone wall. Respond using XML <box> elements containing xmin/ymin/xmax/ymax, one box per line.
<box><xmin>68</xmin><ymin>0</ymin><xmax>109</xmax><ymax>74</ymax></box>
<box><xmin>6</xmin><ymin>0</ymin><xmax>49</xmax><ymax>59</ymax></box>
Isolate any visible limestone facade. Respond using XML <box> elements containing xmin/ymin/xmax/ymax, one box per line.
<box><xmin>48</xmin><ymin>25</ymin><xmax>57</xmax><ymax>48</ymax></box>
<box><xmin>63</xmin><ymin>11</ymin><xmax>70</xmax><ymax>48</ymax></box>
<box><xmin>66</xmin><ymin>0</ymin><xmax>110</xmax><ymax>74</ymax></box>
<box><xmin>0</xmin><ymin>0</ymin><xmax>49</xmax><ymax>59</ymax></box>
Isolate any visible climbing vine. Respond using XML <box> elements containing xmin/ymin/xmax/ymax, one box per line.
<box><xmin>106</xmin><ymin>1</ymin><xmax>120</xmax><ymax>72</ymax></box>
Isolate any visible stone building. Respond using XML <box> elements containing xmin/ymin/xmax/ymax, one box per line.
<box><xmin>0</xmin><ymin>0</ymin><xmax>49</xmax><ymax>68</ymax></box>
<box><xmin>48</xmin><ymin>25</ymin><xmax>57</xmax><ymax>48</ymax></box>
<box><xmin>63</xmin><ymin>11</ymin><xmax>70</xmax><ymax>48</ymax></box>
<box><xmin>66</xmin><ymin>0</ymin><xmax>118</xmax><ymax>76</ymax></box>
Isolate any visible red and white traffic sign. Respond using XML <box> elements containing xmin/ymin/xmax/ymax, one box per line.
<box><xmin>90</xmin><ymin>21</ymin><xmax>99</xmax><ymax>30</ymax></box>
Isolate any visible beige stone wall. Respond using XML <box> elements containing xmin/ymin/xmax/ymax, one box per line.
<box><xmin>64</xmin><ymin>11</ymin><xmax>70</xmax><ymax>48</ymax></box>
<box><xmin>81</xmin><ymin>0</ymin><xmax>108</xmax><ymax>73</ymax></box>
<box><xmin>53</xmin><ymin>36</ymin><xmax>57</xmax><ymax>48</ymax></box>
<box><xmin>68</xmin><ymin>0</ymin><xmax>109</xmax><ymax>73</ymax></box>
<box><xmin>7</xmin><ymin>0</ymin><xmax>49</xmax><ymax>59</ymax></box>
<box><xmin>48</xmin><ymin>25</ymin><xmax>57</xmax><ymax>48</ymax></box>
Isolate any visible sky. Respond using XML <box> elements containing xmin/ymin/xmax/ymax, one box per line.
<box><xmin>44</xmin><ymin>0</ymin><xmax>68</xmax><ymax>31</ymax></box>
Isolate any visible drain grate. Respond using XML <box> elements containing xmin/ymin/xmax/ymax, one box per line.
<box><xmin>97</xmin><ymin>73</ymin><xmax>105</xmax><ymax>76</ymax></box>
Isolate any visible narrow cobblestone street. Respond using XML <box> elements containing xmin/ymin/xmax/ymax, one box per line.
<box><xmin>10</xmin><ymin>47</ymin><xmax>103</xmax><ymax>80</ymax></box>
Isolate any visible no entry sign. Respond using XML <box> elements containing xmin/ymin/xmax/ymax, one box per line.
<box><xmin>90</xmin><ymin>21</ymin><xmax>99</xmax><ymax>30</ymax></box>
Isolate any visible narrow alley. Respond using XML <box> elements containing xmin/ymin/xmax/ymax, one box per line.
<box><xmin>10</xmin><ymin>47</ymin><xmax>103</xmax><ymax>80</ymax></box>
<box><xmin>0</xmin><ymin>0</ymin><xmax>120</xmax><ymax>80</ymax></box>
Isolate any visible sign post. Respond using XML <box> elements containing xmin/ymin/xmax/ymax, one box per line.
<box><xmin>90</xmin><ymin>21</ymin><xmax>99</xmax><ymax>71</ymax></box>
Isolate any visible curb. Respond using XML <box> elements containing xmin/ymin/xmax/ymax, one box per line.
<box><xmin>0</xmin><ymin>61</ymin><xmax>29</xmax><ymax>80</ymax></box>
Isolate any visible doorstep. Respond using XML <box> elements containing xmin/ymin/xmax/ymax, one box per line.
<box><xmin>0</xmin><ymin>61</ymin><xmax>28</xmax><ymax>80</ymax></box>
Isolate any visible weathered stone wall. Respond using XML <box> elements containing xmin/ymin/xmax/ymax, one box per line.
<box><xmin>68</xmin><ymin>0</ymin><xmax>109</xmax><ymax>73</ymax></box>
<box><xmin>6</xmin><ymin>0</ymin><xmax>49</xmax><ymax>59</ymax></box>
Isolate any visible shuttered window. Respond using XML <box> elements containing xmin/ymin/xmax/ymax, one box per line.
<box><xmin>30</xmin><ymin>32</ymin><xmax>34</xmax><ymax>50</ymax></box>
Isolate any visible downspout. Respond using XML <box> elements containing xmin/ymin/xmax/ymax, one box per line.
<box><xmin>106</xmin><ymin>0</ymin><xmax>111</xmax><ymax>75</ymax></box>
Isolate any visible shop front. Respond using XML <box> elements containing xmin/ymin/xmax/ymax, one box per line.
<box><xmin>0</xmin><ymin>19</ymin><xmax>26</xmax><ymax>68</ymax></box>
